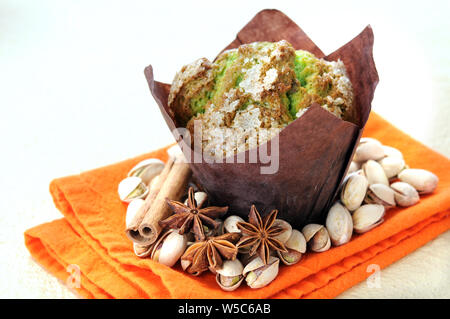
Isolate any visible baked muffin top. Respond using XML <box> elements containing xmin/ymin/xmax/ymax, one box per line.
<box><xmin>168</xmin><ymin>40</ymin><xmax>353</xmax><ymax>158</ymax></box>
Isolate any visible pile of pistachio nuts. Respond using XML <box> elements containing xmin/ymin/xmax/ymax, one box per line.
<box><xmin>322</xmin><ymin>137</ymin><xmax>439</xmax><ymax>248</ymax></box>
<box><xmin>211</xmin><ymin>137</ymin><xmax>438</xmax><ymax>290</ymax></box>
<box><xmin>209</xmin><ymin>214</ymin><xmax>304</xmax><ymax>290</ymax></box>
<box><xmin>119</xmin><ymin>139</ymin><xmax>439</xmax><ymax>291</ymax></box>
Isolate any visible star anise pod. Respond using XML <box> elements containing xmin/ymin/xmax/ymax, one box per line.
<box><xmin>159</xmin><ymin>187</ymin><xmax>228</xmax><ymax>241</ymax></box>
<box><xmin>181</xmin><ymin>232</ymin><xmax>240</xmax><ymax>275</ymax></box>
<box><xmin>236</xmin><ymin>205</ymin><xmax>288</xmax><ymax>265</ymax></box>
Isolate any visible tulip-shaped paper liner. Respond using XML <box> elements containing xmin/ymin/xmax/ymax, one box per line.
<box><xmin>144</xmin><ymin>9</ymin><xmax>378</xmax><ymax>228</ymax></box>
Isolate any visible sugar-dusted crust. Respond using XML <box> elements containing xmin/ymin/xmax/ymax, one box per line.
<box><xmin>168</xmin><ymin>58</ymin><xmax>214</xmax><ymax>126</ymax></box>
<box><xmin>168</xmin><ymin>40</ymin><xmax>354</xmax><ymax>159</ymax></box>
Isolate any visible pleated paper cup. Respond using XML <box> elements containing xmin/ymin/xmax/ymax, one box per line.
<box><xmin>144</xmin><ymin>9</ymin><xmax>378</xmax><ymax>228</ymax></box>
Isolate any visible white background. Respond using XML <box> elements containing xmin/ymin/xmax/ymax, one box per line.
<box><xmin>0</xmin><ymin>0</ymin><xmax>449</xmax><ymax>298</ymax></box>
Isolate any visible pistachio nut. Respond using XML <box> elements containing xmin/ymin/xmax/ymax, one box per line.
<box><xmin>301</xmin><ymin>224</ymin><xmax>331</xmax><ymax>252</ymax></box>
<box><xmin>348</xmin><ymin>161</ymin><xmax>361</xmax><ymax>174</ymax></box>
<box><xmin>352</xmin><ymin>204</ymin><xmax>385</xmax><ymax>234</ymax></box>
<box><xmin>353</xmin><ymin>138</ymin><xmax>385</xmax><ymax>162</ymax></box>
<box><xmin>215</xmin><ymin>259</ymin><xmax>244</xmax><ymax>291</ymax></box>
<box><xmin>272</xmin><ymin>219</ymin><xmax>292</xmax><ymax>243</ymax></box>
<box><xmin>362</xmin><ymin>160</ymin><xmax>389</xmax><ymax>186</ymax></box>
<box><xmin>277</xmin><ymin>229</ymin><xmax>306</xmax><ymax>265</ymax></box>
<box><xmin>133</xmin><ymin>243</ymin><xmax>153</xmax><ymax>258</ymax></box>
<box><xmin>325</xmin><ymin>202</ymin><xmax>353</xmax><ymax>246</ymax></box>
<box><xmin>184</xmin><ymin>191</ymin><xmax>208</xmax><ymax>208</ymax></box>
<box><xmin>127</xmin><ymin>158</ymin><xmax>165</xmax><ymax>185</ymax></box>
<box><xmin>151</xmin><ymin>229</ymin><xmax>187</xmax><ymax>267</ymax></box>
<box><xmin>340</xmin><ymin>173</ymin><xmax>369</xmax><ymax>211</ymax></box>
<box><xmin>398</xmin><ymin>169</ymin><xmax>439</xmax><ymax>194</ymax></box>
<box><xmin>378</xmin><ymin>156</ymin><xmax>406</xmax><ymax>179</ymax></box>
<box><xmin>118</xmin><ymin>176</ymin><xmax>149</xmax><ymax>203</ymax></box>
<box><xmin>243</xmin><ymin>256</ymin><xmax>280</xmax><ymax>289</ymax></box>
<box><xmin>364</xmin><ymin>183</ymin><xmax>396</xmax><ymax>209</ymax></box>
<box><xmin>382</xmin><ymin>145</ymin><xmax>404</xmax><ymax>159</ymax></box>
<box><xmin>390</xmin><ymin>182</ymin><xmax>420</xmax><ymax>207</ymax></box>
<box><xmin>223</xmin><ymin>215</ymin><xmax>245</xmax><ymax>233</ymax></box>
<box><xmin>125</xmin><ymin>198</ymin><xmax>145</xmax><ymax>229</ymax></box>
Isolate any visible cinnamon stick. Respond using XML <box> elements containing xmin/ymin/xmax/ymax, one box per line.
<box><xmin>125</xmin><ymin>157</ymin><xmax>175</xmax><ymax>244</ymax></box>
<box><xmin>138</xmin><ymin>154</ymin><xmax>192</xmax><ymax>244</ymax></box>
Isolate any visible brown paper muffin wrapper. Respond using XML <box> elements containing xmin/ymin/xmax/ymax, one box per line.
<box><xmin>144</xmin><ymin>9</ymin><xmax>378</xmax><ymax>228</ymax></box>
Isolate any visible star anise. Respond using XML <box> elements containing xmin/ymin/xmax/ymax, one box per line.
<box><xmin>159</xmin><ymin>187</ymin><xmax>228</xmax><ymax>241</ymax></box>
<box><xmin>236</xmin><ymin>205</ymin><xmax>288</xmax><ymax>265</ymax></box>
<box><xmin>181</xmin><ymin>232</ymin><xmax>240</xmax><ymax>275</ymax></box>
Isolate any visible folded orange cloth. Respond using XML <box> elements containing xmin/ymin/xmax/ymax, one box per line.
<box><xmin>24</xmin><ymin>113</ymin><xmax>450</xmax><ymax>299</ymax></box>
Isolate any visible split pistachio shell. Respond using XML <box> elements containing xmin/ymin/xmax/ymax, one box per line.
<box><xmin>243</xmin><ymin>256</ymin><xmax>279</xmax><ymax>289</ymax></box>
<box><xmin>184</xmin><ymin>191</ymin><xmax>208</xmax><ymax>208</ymax></box>
<box><xmin>382</xmin><ymin>145</ymin><xmax>403</xmax><ymax>159</ymax></box>
<box><xmin>223</xmin><ymin>215</ymin><xmax>245</xmax><ymax>233</ymax></box>
<box><xmin>125</xmin><ymin>198</ymin><xmax>145</xmax><ymax>229</ymax></box>
<box><xmin>151</xmin><ymin>229</ymin><xmax>187</xmax><ymax>267</ymax></box>
<box><xmin>217</xmin><ymin>259</ymin><xmax>244</xmax><ymax>276</ymax></box>
<box><xmin>353</xmin><ymin>139</ymin><xmax>385</xmax><ymax>162</ymax></box>
<box><xmin>301</xmin><ymin>224</ymin><xmax>331</xmax><ymax>252</ymax></box>
<box><xmin>277</xmin><ymin>229</ymin><xmax>306</xmax><ymax>265</ymax></box>
<box><xmin>348</xmin><ymin>161</ymin><xmax>361</xmax><ymax>174</ymax></box>
<box><xmin>325</xmin><ymin>202</ymin><xmax>353</xmax><ymax>246</ymax></box>
<box><xmin>340</xmin><ymin>174</ymin><xmax>369</xmax><ymax>211</ymax></box>
<box><xmin>364</xmin><ymin>183</ymin><xmax>396</xmax><ymax>209</ymax></box>
<box><xmin>216</xmin><ymin>259</ymin><xmax>244</xmax><ymax>291</ymax></box>
<box><xmin>390</xmin><ymin>182</ymin><xmax>420</xmax><ymax>207</ymax></box>
<box><xmin>378</xmin><ymin>156</ymin><xmax>406</xmax><ymax>179</ymax></box>
<box><xmin>127</xmin><ymin>158</ymin><xmax>165</xmax><ymax>185</ymax></box>
<box><xmin>398</xmin><ymin>169</ymin><xmax>439</xmax><ymax>194</ymax></box>
<box><xmin>363</xmin><ymin>160</ymin><xmax>389</xmax><ymax>186</ymax></box>
<box><xmin>352</xmin><ymin>204</ymin><xmax>385</xmax><ymax>234</ymax></box>
<box><xmin>133</xmin><ymin>243</ymin><xmax>153</xmax><ymax>258</ymax></box>
<box><xmin>301</xmin><ymin>224</ymin><xmax>322</xmax><ymax>242</ymax></box>
<box><xmin>118</xmin><ymin>176</ymin><xmax>149</xmax><ymax>203</ymax></box>
<box><xmin>272</xmin><ymin>219</ymin><xmax>292</xmax><ymax>243</ymax></box>
<box><xmin>285</xmin><ymin>229</ymin><xmax>306</xmax><ymax>253</ymax></box>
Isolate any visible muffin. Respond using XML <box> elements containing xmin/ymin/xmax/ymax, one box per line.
<box><xmin>168</xmin><ymin>40</ymin><xmax>353</xmax><ymax>159</ymax></box>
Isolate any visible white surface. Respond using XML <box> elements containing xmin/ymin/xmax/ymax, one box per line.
<box><xmin>0</xmin><ymin>0</ymin><xmax>449</xmax><ymax>298</ymax></box>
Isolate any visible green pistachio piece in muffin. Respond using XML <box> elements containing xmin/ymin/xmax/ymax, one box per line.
<box><xmin>288</xmin><ymin>50</ymin><xmax>353</xmax><ymax>119</ymax></box>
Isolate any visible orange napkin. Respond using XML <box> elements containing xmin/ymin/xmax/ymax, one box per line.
<box><xmin>24</xmin><ymin>112</ymin><xmax>450</xmax><ymax>299</ymax></box>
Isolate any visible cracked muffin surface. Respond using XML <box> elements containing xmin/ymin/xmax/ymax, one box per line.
<box><xmin>168</xmin><ymin>40</ymin><xmax>353</xmax><ymax>158</ymax></box>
